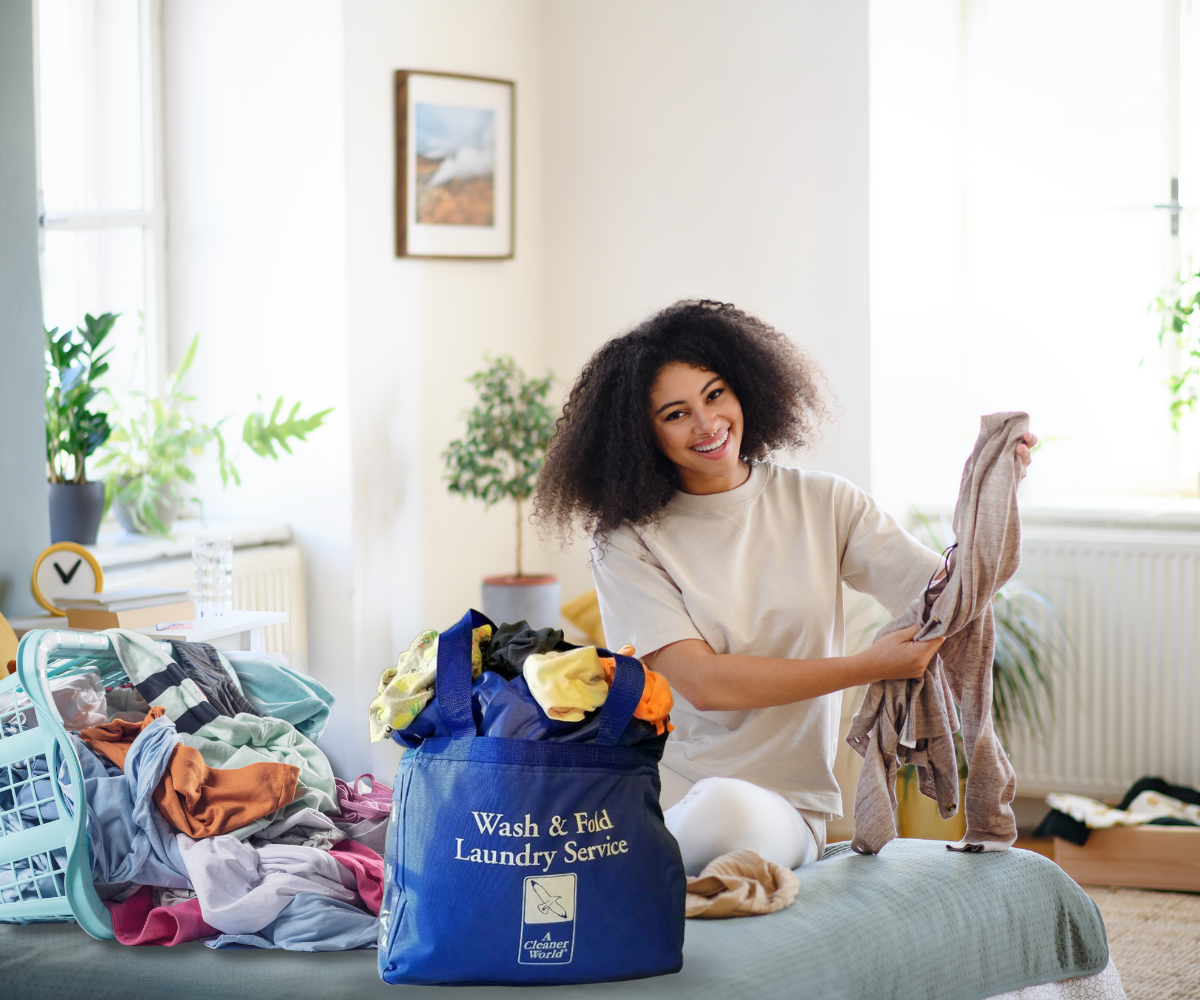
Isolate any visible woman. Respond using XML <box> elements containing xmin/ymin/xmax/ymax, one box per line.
<box><xmin>533</xmin><ymin>301</ymin><xmax>1035</xmax><ymax>875</ymax></box>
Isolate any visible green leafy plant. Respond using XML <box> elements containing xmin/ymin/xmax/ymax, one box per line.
<box><xmin>96</xmin><ymin>333</ymin><xmax>333</xmax><ymax>535</ymax></box>
<box><xmin>1154</xmin><ymin>266</ymin><xmax>1200</xmax><ymax>429</ymax></box>
<box><xmin>442</xmin><ymin>355</ymin><xmax>555</xmax><ymax>576</ymax></box>
<box><xmin>44</xmin><ymin>312</ymin><xmax>117</xmax><ymax>483</ymax></box>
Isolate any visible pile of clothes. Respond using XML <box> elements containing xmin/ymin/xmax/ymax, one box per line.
<box><xmin>1033</xmin><ymin>776</ymin><xmax>1200</xmax><ymax>845</ymax></box>
<box><xmin>368</xmin><ymin>620</ymin><xmax>673</xmax><ymax>747</ymax></box>
<box><xmin>0</xmin><ymin>630</ymin><xmax>392</xmax><ymax>951</ymax></box>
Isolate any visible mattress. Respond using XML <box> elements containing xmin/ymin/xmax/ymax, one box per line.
<box><xmin>1</xmin><ymin>839</ymin><xmax>1112</xmax><ymax>1000</ymax></box>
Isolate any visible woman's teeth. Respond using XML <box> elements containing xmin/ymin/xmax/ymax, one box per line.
<box><xmin>692</xmin><ymin>429</ymin><xmax>729</xmax><ymax>453</ymax></box>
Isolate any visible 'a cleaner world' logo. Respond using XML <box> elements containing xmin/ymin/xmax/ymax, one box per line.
<box><xmin>518</xmin><ymin>873</ymin><xmax>576</xmax><ymax>965</ymax></box>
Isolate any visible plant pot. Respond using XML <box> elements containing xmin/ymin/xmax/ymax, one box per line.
<box><xmin>480</xmin><ymin>575</ymin><xmax>562</xmax><ymax>630</ymax></box>
<box><xmin>896</xmin><ymin>776</ymin><xmax>968</xmax><ymax>842</ymax></box>
<box><xmin>47</xmin><ymin>481</ymin><xmax>107</xmax><ymax>545</ymax></box>
<box><xmin>113</xmin><ymin>487</ymin><xmax>181</xmax><ymax>535</ymax></box>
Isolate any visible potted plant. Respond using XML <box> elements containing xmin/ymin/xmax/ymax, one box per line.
<box><xmin>96</xmin><ymin>333</ymin><xmax>332</xmax><ymax>535</ymax></box>
<box><xmin>44</xmin><ymin>313</ymin><xmax>117</xmax><ymax>544</ymax></box>
<box><xmin>443</xmin><ymin>355</ymin><xmax>558</xmax><ymax>626</ymax></box>
<box><xmin>1155</xmin><ymin>264</ymin><xmax>1200</xmax><ymax>492</ymax></box>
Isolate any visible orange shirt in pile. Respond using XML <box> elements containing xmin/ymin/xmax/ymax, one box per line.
<box><xmin>78</xmin><ymin>707</ymin><xmax>298</xmax><ymax>838</ymax></box>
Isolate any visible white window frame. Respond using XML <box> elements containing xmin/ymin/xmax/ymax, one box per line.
<box><xmin>32</xmin><ymin>0</ymin><xmax>169</xmax><ymax>396</ymax></box>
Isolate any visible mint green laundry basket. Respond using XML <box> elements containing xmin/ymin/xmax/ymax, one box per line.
<box><xmin>0</xmin><ymin>628</ymin><xmax>152</xmax><ymax>940</ymax></box>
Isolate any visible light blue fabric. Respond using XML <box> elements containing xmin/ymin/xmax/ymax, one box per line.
<box><xmin>0</xmin><ymin>722</ymin><xmax>191</xmax><ymax>902</ymax></box>
<box><xmin>66</xmin><ymin>722</ymin><xmax>192</xmax><ymax>888</ymax></box>
<box><xmin>203</xmin><ymin>892</ymin><xmax>377</xmax><ymax>951</ymax></box>
<box><xmin>224</xmin><ymin>652</ymin><xmax>334</xmax><ymax>742</ymax></box>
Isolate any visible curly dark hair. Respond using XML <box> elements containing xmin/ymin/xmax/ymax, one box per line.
<box><xmin>532</xmin><ymin>300</ymin><xmax>830</xmax><ymax>540</ymax></box>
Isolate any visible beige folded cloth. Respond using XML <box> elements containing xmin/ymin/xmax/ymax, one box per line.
<box><xmin>684</xmin><ymin>849</ymin><xmax>800</xmax><ymax>919</ymax></box>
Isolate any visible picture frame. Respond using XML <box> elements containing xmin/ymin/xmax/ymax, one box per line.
<box><xmin>395</xmin><ymin>70</ymin><xmax>515</xmax><ymax>259</ymax></box>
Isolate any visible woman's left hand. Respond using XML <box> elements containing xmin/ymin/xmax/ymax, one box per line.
<box><xmin>1016</xmin><ymin>431</ymin><xmax>1037</xmax><ymax>480</ymax></box>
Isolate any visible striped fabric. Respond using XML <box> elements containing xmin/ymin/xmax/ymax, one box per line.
<box><xmin>103</xmin><ymin>630</ymin><xmax>220</xmax><ymax>735</ymax></box>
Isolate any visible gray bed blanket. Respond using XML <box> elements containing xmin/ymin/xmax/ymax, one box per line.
<box><xmin>0</xmin><ymin>840</ymin><xmax>1107</xmax><ymax>1000</ymax></box>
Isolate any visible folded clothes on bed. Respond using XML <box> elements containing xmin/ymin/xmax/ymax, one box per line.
<box><xmin>222</xmin><ymin>651</ymin><xmax>334</xmax><ymax>742</ymax></box>
<box><xmin>77</xmin><ymin>707</ymin><xmax>301</xmax><ymax>838</ymax></box>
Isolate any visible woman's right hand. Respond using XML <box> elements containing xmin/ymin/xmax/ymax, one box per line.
<box><xmin>856</xmin><ymin>624</ymin><xmax>945</xmax><ymax>683</ymax></box>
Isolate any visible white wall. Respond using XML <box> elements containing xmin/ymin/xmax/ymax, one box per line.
<box><xmin>539</xmin><ymin>0</ymin><xmax>872</xmax><ymax>600</ymax></box>
<box><xmin>162</xmin><ymin>0</ymin><xmax>359</xmax><ymax>773</ymax></box>
<box><xmin>162</xmin><ymin>0</ymin><xmax>871</xmax><ymax>777</ymax></box>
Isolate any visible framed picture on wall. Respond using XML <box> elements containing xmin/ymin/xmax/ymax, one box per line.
<box><xmin>395</xmin><ymin>70</ymin><xmax>515</xmax><ymax>259</ymax></box>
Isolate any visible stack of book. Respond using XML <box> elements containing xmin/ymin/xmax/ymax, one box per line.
<box><xmin>56</xmin><ymin>588</ymin><xmax>195</xmax><ymax>631</ymax></box>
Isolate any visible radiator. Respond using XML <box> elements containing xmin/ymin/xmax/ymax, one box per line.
<box><xmin>100</xmin><ymin>544</ymin><xmax>308</xmax><ymax>673</ymax></box>
<box><xmin>1009</xmin><ymin>525</ymin><xmax>1200</xmax><ymax>799</ymax></box>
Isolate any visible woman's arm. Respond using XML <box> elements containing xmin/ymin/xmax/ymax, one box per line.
<box><xmin>644</xmin><ymin>626</ymin><xmax>944</xmax><ymax>712</ymax></box>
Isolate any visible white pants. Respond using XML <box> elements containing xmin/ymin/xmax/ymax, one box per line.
<box><xmin>659</xmin><ymin>765</ymin><xmax>820</xmax><ymax>876</ymax></box>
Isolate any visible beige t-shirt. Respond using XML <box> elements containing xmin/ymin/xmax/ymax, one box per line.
<box><xmin>591</xmin><ymin>462</ymin><xmax>942</xmax><ymax>820</ymax></box>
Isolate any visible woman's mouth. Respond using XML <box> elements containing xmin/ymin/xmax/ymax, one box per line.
<box><xmin>690</xmin><ymin>428</ymin><xmax>731</xmax><ymax>459</ymax></box>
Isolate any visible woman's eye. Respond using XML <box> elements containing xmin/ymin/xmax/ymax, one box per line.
<box><xmin>664</xmin><ymin>410</ymin><xmax>685</xmax><ymax>422</ymax></box>
<box><xmin>707</xmin><ymin>388</ymin><xmax>724</xmax><ymax>402</ymax></box>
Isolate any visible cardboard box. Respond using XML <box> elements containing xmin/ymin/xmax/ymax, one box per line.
<box><xmin>66</xmin><ymin>602</ymin><xmax>196</xmax><ymax>631</ymax></box>
<box><xmin>1054</xmin><ymin>826</ymin><xmax>1200</xmax><ymax>892</ymax></box>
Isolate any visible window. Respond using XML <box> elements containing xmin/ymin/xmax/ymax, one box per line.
<box><xmin>35</xmin><ymin>0</ymin><xmax>166</xmax><ymax>400</ymax></box>
<box><xmin>871</xmin><ymin>0</ymin><xmax>1198</xmax><ymax>508</ymax></box>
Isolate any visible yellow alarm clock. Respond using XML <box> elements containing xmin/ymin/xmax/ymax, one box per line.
<box><xmin>30</xmin><ymin>541</ymin><xmax>105</xmax><ymax>616</ymax></box>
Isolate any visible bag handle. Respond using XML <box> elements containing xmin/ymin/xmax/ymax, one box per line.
<box><xmin>437</xmin><ymin>612</ymin><xmax>647</xmax><ymax>744</ymax></box>
<box><xmin>436</xmin><ymin>609</ymin><xmax>493</xmax><ymax>738</ymax></box>
<box><xmin>595</xmin><ymin>652</ymin><xmax>646</xmax><ymax>746</ymax></box>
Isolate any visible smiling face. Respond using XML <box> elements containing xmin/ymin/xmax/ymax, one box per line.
<box><xmin>648</xmin><ymin>362</ymin><xmax>751</xmax><ymax>495</ymax></box>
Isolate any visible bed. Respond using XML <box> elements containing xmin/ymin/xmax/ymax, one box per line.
<box><xmin>1</xmin><ymin>839</ymin><xmax>1121</xmax><ymax>1000</ymax></box>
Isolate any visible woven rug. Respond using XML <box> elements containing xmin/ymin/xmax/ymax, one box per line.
<box><xmin>1085</xmin><ymin>887</ymin><xmax>1200</xmax><ymax>1000</ymax></box>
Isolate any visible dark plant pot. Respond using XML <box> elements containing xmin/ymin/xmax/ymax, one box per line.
<box><xmin>480</xmin><ymin>574</ymin><xmax>561</xmax><ymax>629</ymax></box>
<box><xmin>113</xmin><ymin>491</ymin><xmax>181</xmax><ymax>535</ymax></box>
<box><xmin>47</xmin><ymin>481</ymin><xmax>107</xmax><ymax>545</ymax></box>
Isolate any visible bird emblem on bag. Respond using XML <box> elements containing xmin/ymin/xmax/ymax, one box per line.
<box><xmin>529</xmin><ymin>880</ymin><xmax>569</xmax><ymax>919</ymax></box>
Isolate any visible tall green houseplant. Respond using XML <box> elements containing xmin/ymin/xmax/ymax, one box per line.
<box><xmin>45</xmin><ymin>312</ymin><xmax>116</xmax><ymax>484</ymax></box>
<box><xmin>442</xmin><ymin>356</ymin><xmax>555</xmax><ymax>576</ymax></box>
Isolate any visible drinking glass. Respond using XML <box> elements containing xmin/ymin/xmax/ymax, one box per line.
<box><xmin>192</xmin><ymin>536</ymin><xmax>233</xmax><ymax>617</ymax></box>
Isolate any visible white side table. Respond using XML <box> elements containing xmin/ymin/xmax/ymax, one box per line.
<box><xmin>134</xmin><ymin>610</ymin><xmax>289</xmax><ymax>654</ymax></box>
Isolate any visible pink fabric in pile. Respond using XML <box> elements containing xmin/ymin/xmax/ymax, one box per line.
<box><xmin>105</xmin><ymin>885</ymin><xmax>217</xmax><ymax>946</ymax></box>
<box><xmin>330</xmin><ymin>839</ymin><xmax>384</xmax><ymax>915</ymax></box>
<box><xmin>333</xmin><ymin>773</ymin><xmax>392</xmax><ymax>824</ymax></box>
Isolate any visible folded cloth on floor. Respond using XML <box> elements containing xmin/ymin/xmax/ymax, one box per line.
<box><xmin>847</xmin><ymin>412</ymin><xmax>1027</xmax><ymax>855</ymax></box>
<box><xmin>523</xmin><ymin>647</ymin><xmax>611</xmax><ymax>721</ymax></box>
<box><xmin>250</xmin><ymin>807</ymin><xmax>346</xmax><ymax>850</ymax></box>
<box><xmin>202</xmin><ymin>892</ymin><xmax>377</xmax><ymax>951</ymax></box>
<box><xmin>180</xmin><ymin>713</ymin><xmax>337</xmax><ymax>814</ymax></box>
<box><xmin>103</xmin><ymin>629</ymin><xmax>219</xmax><ymax>735</ymax></box>
<box><xmin>329</xmin><ymin>839</ymin><xmax>384</xmax><ymax>915</ymax></box>
<box><xmin>171</xmin><ymin>641</ymin><xmax>259</xmax><ymax>719</ymax></box>
<box><xmin>484</xmin><ymin>621</ymin><xmax>571</xmax><ymax>679</ymax></box>
<box><xmin>0</xmin><ymin>668</ymin><xmax>108</xmax><ymax>729</ymax></box>
<box><xmin>1047</xmin><ymin>790</ymin><xmax>1200</xmax><ymax>829</ymax></box>
<box><xmin>78</xmin><ymin>707</ymin><xmax>302</xmax><ymax>838</ymax></box>
<box><xmin>104</xmin><ymin>885</ymin><xmax>217</xmax><ymax>946</ymax></box>
<box><xmin>105</xmin><ymin>685</ymin><xmax>151</xmax><ymax>723</ymax></box>
<box><xmin>176</xmin><ymin>832</ymin><xmax>360</xmax><ymax>934</ymax></box>
<box><xmin>222</xmin><ymin>651</ymin><xmax>334</xmax><ymax>742</ymax></box>
<box><xmin>685</xmin><ymin>849</ymin><xmax>800</xmax><ymax>919</ymax></box>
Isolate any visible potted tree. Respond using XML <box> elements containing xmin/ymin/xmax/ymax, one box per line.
<box><xmin>443</xmin><ymin>356</ymin><xmax>558</xmax><ymax>626</ymax></box>
<box><xmin>44</xmin><ymin>313</ymin><xmax>116</xmax><ymax>544</ymax></box>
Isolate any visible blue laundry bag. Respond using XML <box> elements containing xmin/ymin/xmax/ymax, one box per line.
<box><xmin>378</xmin><ymin>609</ymin><xmax>686</xmax><ymax>986</ymax></box>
